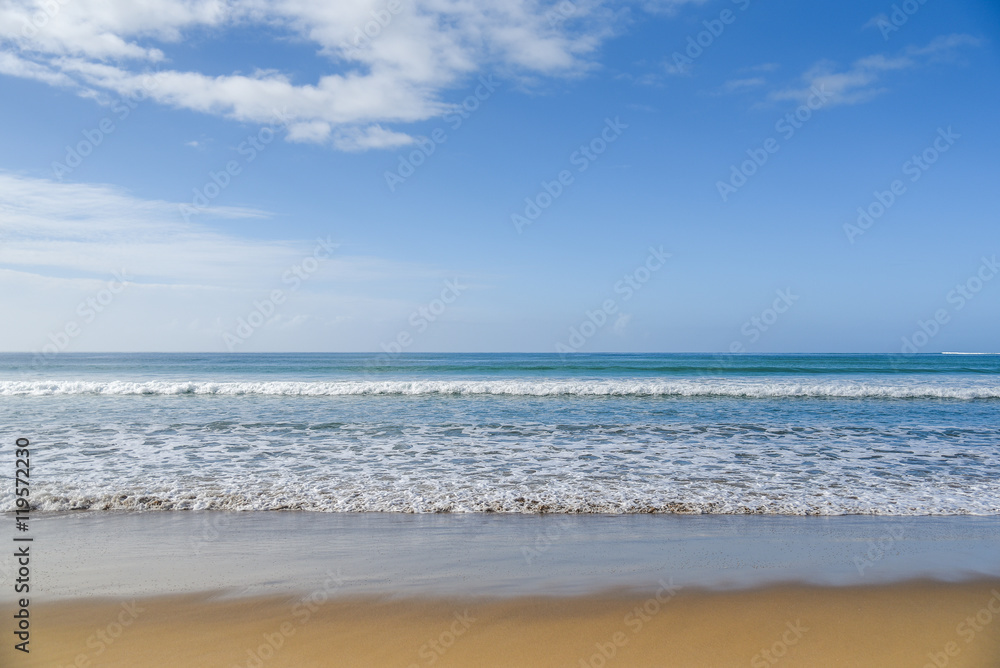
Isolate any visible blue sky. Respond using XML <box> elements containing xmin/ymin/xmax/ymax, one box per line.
<box><xmin>1</xmin><ymin>0</ymin><xmax>998</xmax><ymax>353</ymax></box>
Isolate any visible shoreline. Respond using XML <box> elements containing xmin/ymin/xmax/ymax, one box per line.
<box><xmin>6</xmin><ymin>512</ymin><xmax>1000</xmax><ymax>601</ymax></box>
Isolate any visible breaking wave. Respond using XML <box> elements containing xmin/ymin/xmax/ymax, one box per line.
<box><xmin>3</xmin><ymin>379</ymin><xmax>999</xmax><ymax>399</ymax></box>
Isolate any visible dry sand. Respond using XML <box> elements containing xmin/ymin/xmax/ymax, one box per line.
<box><xmin>5</xmin><ymin>580</ymin><xmax>1000</xmax><ymax>668</ymax></box>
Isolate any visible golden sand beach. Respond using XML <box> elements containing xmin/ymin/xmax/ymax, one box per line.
<box><xmin>5</xmin><ymin>580</ymin><xmax>1000</xmax><ymax>667</ymax></box>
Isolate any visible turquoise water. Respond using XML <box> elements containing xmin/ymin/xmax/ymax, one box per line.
<box><xmin>1</xmin><ymin>353</ymin><xmax>998</xmax><ymax>514</ymax></box>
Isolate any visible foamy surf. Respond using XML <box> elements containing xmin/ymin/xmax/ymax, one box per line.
<box><xmin>3</xmin><ymin>379</ymin><xmax>1000</xmax><ymax>399</ymax></box>
<box><xmin>10</xmin><ymin>482</ymin><xmax>1000</xmax><ymax>516</ymax></box>
<box><xmin>4</xmin><ymin>353</ymin><xmax>999</xmax><ymax>517</ymax></box>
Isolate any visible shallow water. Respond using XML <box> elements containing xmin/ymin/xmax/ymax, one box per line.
<box><xmin>2</xmin><ymin>353</ymin><xmax>998</xmax><ymax>514</ymax></box>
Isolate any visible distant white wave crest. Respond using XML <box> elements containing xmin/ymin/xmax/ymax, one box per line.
<box><xmin>2</xmin><ymin>379</ymin><xmax>999</xmax><ymax>399</ymax></box>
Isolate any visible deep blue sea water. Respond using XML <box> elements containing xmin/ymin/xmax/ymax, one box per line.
<box><xmin>1</xmin><ymin>353</ymin><xmax>998</xmax><ymax>514</ymax></box>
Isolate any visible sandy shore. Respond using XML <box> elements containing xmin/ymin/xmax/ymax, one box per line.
<box><xmin>3</xmin><ymin>512</ymin><xmax>1000</xmax><ymax>666</ymax></box>
<box><xmin>4</xmin><ymin>580</ymin><xmax>1000</xmax><ymax>667</ymax></box>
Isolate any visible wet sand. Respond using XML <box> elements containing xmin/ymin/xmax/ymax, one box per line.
<box><xmin>10</xmin><ymin>512</ymin><xmax>1000</xmax><ymax>599</ymax></box>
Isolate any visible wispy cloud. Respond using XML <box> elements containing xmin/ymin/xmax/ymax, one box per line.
<box><xmin>769</xmin><ymin>34</ymin><xmax>981</xmax><ymax>107</ymax></box>
<box><xmin>330</xmin><ymin>124</ymin><xmax>417</xmax><ymax>152</ymax></box>
<box><xmin>0</xmin><ymin>172</ymin><xmax>434</xmax><ymax>287</ymax></box>
<box><xmin>623</xmin><ymin>71</ymin><xmax>665</xmax><ymax>87</ymax></box>
<box><xmin>715</xmin><ymin>76</ymin><xmax>766</xmax><ymax>95</ymax></box>
<box><xmin>639</xmin><ymin>0</ymin><xmax>712</xmax><ymax>15</ymax></box>
<box><xmin>740</xmin><ymin>62</ymin><xmax>779</xmax><ymax>74</ymax></box>
<box><xmin>0</xmin><ymin>171</ymin><xmax>471</xmax><ymax>350</ymax></box>
<box><xmin>905</xmin><ymin>33</ymin><xmax>983</xmax><ymax>58</ymax></box>
<box><xmin>862</xmin><ymin>14</ymin><xmax>889</xmax><ymax>31</ymax></box>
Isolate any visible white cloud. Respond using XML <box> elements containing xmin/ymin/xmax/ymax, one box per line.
<box><xmin>716</xmin><ymin>76</ymin><xmax>765</xmax><ymax>94</ymax></box>
<box><xmin>0</xmin><ymin>171</ymin><xmax>470</xmax><ymax>351</ymax></box>
<box><xmin>631</xmin><ymin>71</ymin><xmax>665</xmax><ymax>86</ymax></box>
<box><xmin>862</xmin><ymin>13</ymin><xmax>888</xmax><ymax>31</ymax></box>
<box><xmin>0</xmin><ymin>50</ymin><xmax>74</xmax><ymax>86</ymax></box>
<box><xmin>663</xmin><ymin>60</ymin><xmax>689</xmax><ymax>77</ymax></box>
<box><xmin>0</xmin><ymin>0</ymin><xmax>619</xmax><ymax>150</ymax></box>
<box><xmin>640</xmin><ymin>0</ymin><xmax>711</xmax><ymax>15</ymax></box>
<box><xmin>769</xmin><ymin>34</ymin><xmax>981</xmax><ymax>107</ymax></box>
<box><xmin>613</xmin><ymin>313</ymin><xmax>632</xmax><ymax>334</ymax></box>
<box><xmin>741</xmin><ymin>62</ymin><xmax>779</xmax><ymax>73</ymax></box>
<box><xmin>905</xmin><ymin>33</ymin><xmax>982</xmax><ymax>57</ymax></box>
<box><xmin>0</xmin><ymin>171</ymin><xmax>432</xmax><ymax>287</ymax></box>
<box><xmin>331</xmin><ymin>124</ymin><xmax>415</xmax><ymax>151</ymax></box>
<box><xmin>285</xmin><ymin>120</ymin><xmax>332</xmax><ymax>144</ymax></box>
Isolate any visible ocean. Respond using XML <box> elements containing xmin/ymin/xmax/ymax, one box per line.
<box><xmin>2</xmin><ymin>353</ymin><xmax>998</xmax><ymax>515</ymax></box>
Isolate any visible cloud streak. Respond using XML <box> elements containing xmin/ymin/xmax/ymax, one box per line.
<box><xmin>0</xmin><ymin>171</ymin><xmax>437</xmax><ymax>288</ymax></box>
<box><xmin>769</xmin><ymin>34</ymin><xmax>981</xmax><ymax>107</ymax></box>
<box><xmin>0</xmin><ymin>171</ymin><xmax>472</xmax><ymax>351</ymax></box>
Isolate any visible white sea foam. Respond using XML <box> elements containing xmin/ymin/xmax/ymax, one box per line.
<box><xmin>5</xmin><ymin>414</ymin><xmax>999</xmax><ymax>516</ymax></box>
<box><xmin>942</xmin><ymin>352</ymin><xmax>1000</xmax><ymax>355</ymax></box>
<box><xmin>11</xmin><ymin>480</ymin><xmax>1000</xmax><ymax>516</ymax></box>
<box><xmin>5</xmin><ymin>359</ymin><xmax>998</xmax><ymax>516</ymax></box>
<box><xmin>2</xmin><ymin>379</ymin><xmax>999</xmax><ymax>399</ymax></box>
